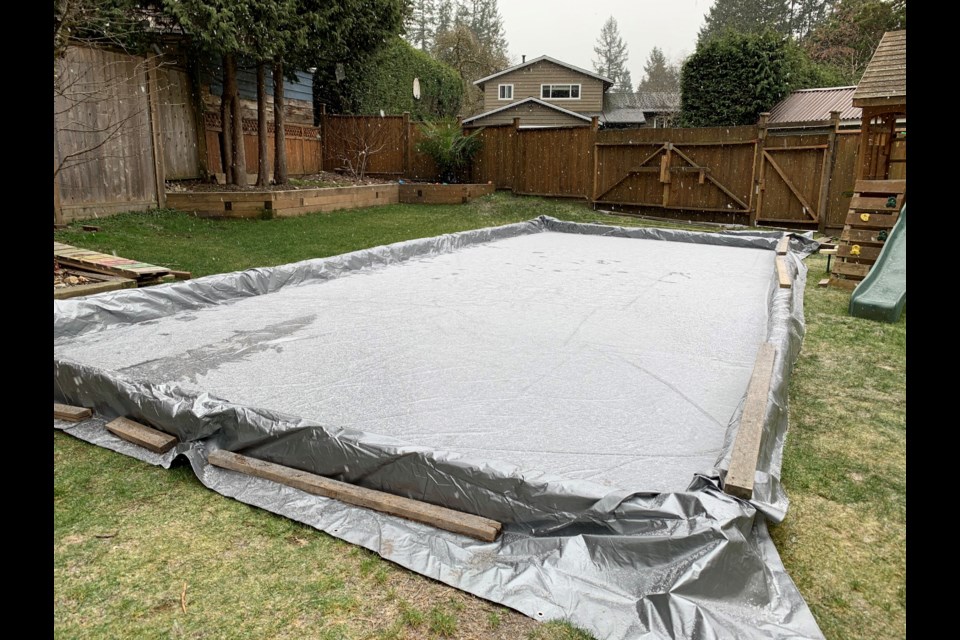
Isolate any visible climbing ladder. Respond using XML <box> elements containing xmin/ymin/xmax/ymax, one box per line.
<box><xmin>829</xmin><ymin>179</ymin><xmax>906</xmax><ymax>289</ymax></box>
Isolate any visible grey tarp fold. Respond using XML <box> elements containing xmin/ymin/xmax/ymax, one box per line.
<box><xmin>54</xmin><ymin>216</ymin><xmax>822</xmax><ymax>639</ymax></box>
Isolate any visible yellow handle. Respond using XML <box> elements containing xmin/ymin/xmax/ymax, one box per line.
<box><xmin>860</xmin><ymin>213</ymin><xmax>871</xmax><ymax>222</ymax></box>
<box><xmin>850</xmin><ymin>245</ymin><xmax>861</xmax><ymax>256</ymax></box>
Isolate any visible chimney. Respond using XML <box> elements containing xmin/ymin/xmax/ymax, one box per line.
<box><xmin>522</xmin><ymin>55</ymin><xmax>526</xmax><ymax>63</ymax></box>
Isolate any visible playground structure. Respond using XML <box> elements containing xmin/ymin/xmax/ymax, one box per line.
<box><xmin>828</xmin><ymin>30</ymin><xmax>906</xmax><ymax>321</ymax></box>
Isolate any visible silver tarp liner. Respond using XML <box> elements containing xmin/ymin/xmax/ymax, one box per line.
<box><xmin>54</xmin><ymin>216</ymin><xmax>822</xmax><ymax>639</ymax></box>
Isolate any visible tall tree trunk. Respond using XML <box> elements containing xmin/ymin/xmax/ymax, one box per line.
<box><xmin>273</xmin><ymin>59</ymin><xmax>288</xmax><ymax>185</ymax></box>
<box><xmin>256</xmin><ymin>62</ymin><xmax>269</xmax><ymax>187</ymax></box>
<box><xmin>226</xmin><ymin>54</ymin><xmax>247</xmax><ymax>186</ymax></box>
<box><xmin>221</xmin><ymin>55</ymin><xmax>233</xmax><ymax>184</ymax></box>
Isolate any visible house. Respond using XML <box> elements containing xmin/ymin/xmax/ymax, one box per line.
<box><xmin>600</xmin><ymin>92</ymin><xmax>680</xmax><ymax>129</ymax></box>
<box><xmin>767</xmin><ymin>86</ymin><xmax>862</xmax><ymax>130</ymax></box>
<box><xmin>466</xmin><ymin>55</ymin><xmax>642</xmax><ymax>128</ymax></box>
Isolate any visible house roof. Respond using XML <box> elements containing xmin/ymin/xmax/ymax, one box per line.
<box><xmin>853</xmin><ymin>30</ymin><xmax>906</xmax><ymax>107</ymax></box>
<box><xmin>462</xmin><ymin>97</ymin><xmax>593</xmax><ymax>125</ymax></box>
<box><xmin>768</xmin><ymin>86</ymin><xmax>861</xmax><ymax>124</ymax></box>
<box><xmin>632</xmin><ymin>92</ymin><xmax>681</xmax><ymax>112</ymax></box>
<box><xmin>474</xmin><ymin>55</ymin><xmax>614</xmax><ymax>89</ymax></box>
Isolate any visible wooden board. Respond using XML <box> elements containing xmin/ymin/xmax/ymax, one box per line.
<box><xmin>54</xmin><ymin>242</ymin><xmax>170</xmax><ymax>280</ymax></box>
<box><xmin>776</xmin><ymin>256</ymin><xmax>792</xmax><ymax>288</ymax></box>
<box><xmin>844</xmin><ymin>211</ymin><xmax>899</xmax><ymax>229</ymax></box>
<box><xmin>54</xmin><ymin>278</ymin><xmax>137</xmax><ymax>299</ymax></box>
<box><xmin>837</xmin><ymin>245</ymin><xmax>882</xmax><ymax>261</ymax></box>
<box><xmin>208</xmin><ymin>450</ymin><xmax>503</xmax><ymax>542</ymax></box>
<box><xmin>840</xmin><ymin>229</ymin><xmax>886</xmax><ymax>244</ymax></box>
<box><xmin>776</xmin><ymin>236</ymin><xmax>790</xmax><ymax>255</ymax></box>
<box><xmin>853</xmin><ymin>179</ymin><xmax>906</xmax><ymax>195</ymax></box>
<box><xmin>724</xmin><ymin>343</ymin><xmax>777</xmax><ymax>499</ymax></box>
<box><xmin>832</xmin><ymin>261</ymin><xmax>872</xmax><ymax>278</ymax></box>
<box><xmin>849</xmin><ymin>195</ymin><xmax>904</xmax><ymax>212</ymax></box>
<box><xmin>105</xmin><ymin>417</ymin><xmax>178</xmax><ymax>454</ymax></box>
<box><xmin>54</xmin><ymin>403</ymin><xmax>92</xmax><ymax>422</ymax></box>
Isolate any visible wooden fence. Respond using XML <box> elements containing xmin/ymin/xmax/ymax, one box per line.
<box><xmin>53</xmin><ymin>46</ymin><xmax>904</xmax><ymax>231</ymax></box>
<box><xmin>467</xmin><ymin>115</ymin><xmax>906</xmax><ymax>233</ymax></box>
<box><xmin>203</xmin><ymin>113</ymin><xmax>323</xmax><ymax>178</ymax></box>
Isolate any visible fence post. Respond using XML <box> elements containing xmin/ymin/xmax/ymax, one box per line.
<box><xmin>146</xmin><ymin>55</ymin><xmax>167</xmax><ymax>209</ymax></box>
<box><xmin>512</xmin><ymin>117</ymin><xmax>521</xmax><ymax>193</ymax></box>
<box><xmin>319</xmin><ymin>103</ymin><xmax>327</xmax><ymax>173</ymax></box>
<box><xmin>402</xmin><ymin>111</ymin><xmax>411</xmax><ymax>178</ymax></box>
<box><xmin>817</xmin><ymin>110</ymin><xmax>841</xmax><ymax>234</ymax></box>
<box><xmin>749</xmin><ymin>112</ymin><xmax>770</xmax><ymax>225</ymax></box>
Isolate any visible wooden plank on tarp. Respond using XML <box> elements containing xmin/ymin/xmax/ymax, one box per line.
<box><xmin>208</xmin><ymin>450</ymin><xmax>503</xmax><ymax>542</ymax></box>
<box><xmin>724</xmin><ymin>343</ymin><xmax>777</xmax><ymax>500</ymax></box>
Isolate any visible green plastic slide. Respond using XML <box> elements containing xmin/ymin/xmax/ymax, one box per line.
<box><xmin>849</xmin><ymin>205</ymin><xmax>906</xmax><ymax>323</ymax></box>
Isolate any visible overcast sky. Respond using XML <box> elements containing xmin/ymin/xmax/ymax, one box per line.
<box><xmin>497</xmin><ymin>0</ymin><xmax>715</xmax><ymax>84</ymax></box>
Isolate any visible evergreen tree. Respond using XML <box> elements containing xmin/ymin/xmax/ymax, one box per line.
<box><xmin>802</xmin><ymin>0</ymin><xmax>905</xmax><ymax>83</ymax></box>
<box><xmin>406</xmin><ymin>0</ymin><xmax>438</xmax><ymax>51</ymax></box>
<box><xmin>593</xmin><ymin>16</ymin><xmax>633</xmax><ymax>93</ymax></box>
<box><xmin>450</xmin><ymin>0</ymin><xmax>508</xmax><ymax>60</ymax></box>
<box><xmin>436</xmin><ymin>0</ymin><xmax>455</xmax><ymax>33</ymax></box>
<box><xmin>433</xmin><ymin>22</ymin><xmax>509</xmax><ymax>115</ymax></box>
<box><xmin>698</xmin><ymin>0</ymin><xmax>794</xmax><ymax>44</ymax></box>
<box><xmin>637</xmin><ymin>47</ymin><xmax>680</xmax><ymax>94</ymax></box>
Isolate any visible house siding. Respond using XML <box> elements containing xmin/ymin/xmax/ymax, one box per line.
<box><xmin>481</xmin><ymin>60</ymin><xmax>605</xmax><ymax>113</ymax></box>
<box><xmin>467</xmin><ymin>101</ymin><xmax>589</xmax><ymax>127</ymax></box>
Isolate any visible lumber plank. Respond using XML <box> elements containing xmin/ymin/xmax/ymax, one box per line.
<box><xmin>853</xmin><ymin>179</ymin><xmax>906</xmax><ymax>195</ymax></box>
<box><xmin>850</xmin><ymin>195</ymin><xmax>904</xmax><ymax>212</ymax></box>
<box><xmin>724</xmin><ymin>343</ymin><xmax>777</xmax><ymax>500</ymax></box>
<box><xmin>818</xmin><ymin>278</ymin><xmax>830</xmax><ymax>287</ymax></box>
<box><xmin>832</xmin><ymin>261</ymin><xmax>871</xmax><ymax>278</ymax></box>
<box><xmin>776</xmin><ymin>236</ymin><xmax>790</xmax><ymax>255</ymax></box>
<box><xmin>54</xmin><ymin>278</ymin><xmax>137</xmax><ymax>299</ymax></box>
<box><xmin>828</xmin><ymin>276</ymin><xmax>859</xmax><ymax>290</ymax></box>
<box><xmin>105</xmin><ymin>417</ymin><xmax>178</xmax><ymax>454</ymax></box>
<box><xmin>819</xmin><ymin>247</ymin><xmax>838</xmax><ymax>255</ymax></box>
<box><xmin>840</xmin><ymin>229</ymin><xmax>886</xmax><ymax>244</ymax></box>
<box><xmin>776</xmin><ymin>256</ymin><xmax>792</xmax><ymax>288</ymax></box>
<box><xmin>837</xmin><ymin>245</ymin><xmax>882</xmax><ymax>261</ymax></box>
<box><xmin>208</xmin><ymin>450</ymin><xmax>503</xmax><ymax>542</ymax></box>
<box><xmin>54</xmin><ymin>403</ymin><xmax>92</xmax><ymax>422</ymax></box>
<box><xmin>844</xmin><ymin>211</ymin><xmax>898</xmax><ymax>229</ymax></box>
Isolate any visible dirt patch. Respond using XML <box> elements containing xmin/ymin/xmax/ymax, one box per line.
<box><xmin>167</xmin><ymin>171</ymin><xmax>394</xmax><ymax>193</ymax></box>
<box><xmin>54</xmin><ymin>260</ymin><xmax>96</xmax><ymax>290</ymax></box>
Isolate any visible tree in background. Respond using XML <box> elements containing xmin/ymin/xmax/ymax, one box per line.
<box><xmin>698</xmin><ymin>0</ymin><xmax>795</xmax><ymax>43</ymax></box>
<box><xmin>637</xmin><ymin>47</ymin><xmax>680</xmax><ymax>94</ymax></box>
<box><xmin>680</xmin><ymin>30</ymin><xmax>796</xmax><ymax>127</ymax></box>
<box><xmin>406</xmin><ymin>0</ymin><xmax>438</xmax><ymax>51</ymax></box>
<box><xmin>312</xmin><ymin>1</ymin><xmax>408</xmax><ymax>113</ymax></box>
<box><xmin>435</xmin><ymin>0</ymin><xmax>455</xmax><ymax>34</ymax></box>
<box><xmin>457</xmin><ymin>0</ymin><xmax>508</xmax><ymax>58</ymax></box>
<box><xmin>325</xmin><ymin>37</ymin><xmax>462</xmax><ymax>119</ymax></box>
<box><xmin>433</xmin><ymin>23</ymin><xmax>509</xmax><ymax>115</ymax></box>
<box><xmin>803</xmin><ymin>0</ymin><xmax>905</xmax><ymax>84</ymax></box>
<box><xmin>593</xmin><ymin>17</ymin><xmax>633</xmax><ymax>93</ymax></box>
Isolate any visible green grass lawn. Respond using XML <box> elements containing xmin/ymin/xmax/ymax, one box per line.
<box><xmin>54</xmin><ymin>192</ymin><xmax>905</xmax><ymax>639</ymax></box>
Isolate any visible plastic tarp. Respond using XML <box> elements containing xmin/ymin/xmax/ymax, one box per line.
<box><xmin>54</xmin><ymin>216</ymin><xmax>822</xmax><ymax>639</ymax></box>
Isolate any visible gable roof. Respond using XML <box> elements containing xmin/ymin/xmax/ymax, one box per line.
<box><xmin>769</xmin><ymin>86</ymin><xmax>861</xmax><ymax>124</ymax></box>
<box><xmin>462</xmin><ymin>97</ymin><xmax>593</xmax><ymax>126</ymax></box>
<box><xmin>474</xmin><ymin>55</ymin><xmax>614</xmax><ymax>89</ymax></box>
<box><xmin>853</xmin><ymin>30</ymin><xmax>906</xmax><ymax>107</ymax></box>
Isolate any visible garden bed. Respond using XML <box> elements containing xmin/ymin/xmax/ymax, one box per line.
<box><xmin>398</xmin><ymin>182</ymin><xmax>495</xmax><ymax>205</ymax></box>
<box><xmin>166</xmin><ymin>183</ymin><xmax>400</xmax><ymax>218</ymax></box>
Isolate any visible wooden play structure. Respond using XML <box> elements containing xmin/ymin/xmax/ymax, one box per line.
<box><xmin>829</xmin><ymin>30</ymin><xmax>906</xmax><ymax>289</ymax></box>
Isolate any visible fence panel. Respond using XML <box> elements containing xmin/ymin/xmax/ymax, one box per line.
<box><xmin>54</xmin><ymin>46</ymin><xmax>159</xmax><ymax>220</ymax></box>
<box><xmin>322</xmin><ymin>115</ymin><xmax>405</xmax><ymax>176</ymax></box>
<box><xmin>156</xmin><ymin>64</ymin><xmax>201</xmax><ymax>179</ymax></box>
<box><xmin>516</xmin><ymin>127</ymin><xmax>595</xmax><ymax>198</ymax></box>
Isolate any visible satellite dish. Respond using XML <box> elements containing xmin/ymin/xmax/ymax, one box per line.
<box><xmin>413</xmin><ymin>77</ymin><xmax>421</xmax><ymax>100</ymax></box>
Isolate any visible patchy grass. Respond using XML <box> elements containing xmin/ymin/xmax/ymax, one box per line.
<box><xmin>769</xmin><ymin>253</ymin><xmax>906</xmax><ymax>640</ymax></box>
<box><xmin>54</xmin><ymin>195</ymin><xmax>906</xmax><ymax>639</ymax></box>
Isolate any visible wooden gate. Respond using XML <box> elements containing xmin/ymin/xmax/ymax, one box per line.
<box><xmin>754</xmin><ymin>132</ymin><xmax>832</xmax><ymax>226</ymax></box>
<box><xmin>592</xmin><ymin>127</ymin><xmax>757</xmax><ymax>218</ymax></box>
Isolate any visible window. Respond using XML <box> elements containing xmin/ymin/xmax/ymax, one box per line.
<box><xmin>541</xmin><ymin>84</ymin><xmax>581</xmax><ymax>100</ymax></box>
<box><xmin>498</xmin><ymin>84</ymin><xmax>513</xmax><ymax>100</ymax></box>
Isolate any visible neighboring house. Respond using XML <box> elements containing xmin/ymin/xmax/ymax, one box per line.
<box><xmin>767</xmin><ymin>86</ymin><xmax>862</xmax><ymax>130</ymax></box>
<box><xmin>464</xmin><ymin>55</ymin><xmax>676</xmax><ymax>129</ymax></box>
<box><xmin>465</xmin><ymin>55</ymin><xmax>613</xmax><ymax>128</ymax></box>
<box><xmin>599</xmin><ymin>92</ymin><xmax>680</xmax><ymax>129</ymax></box>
